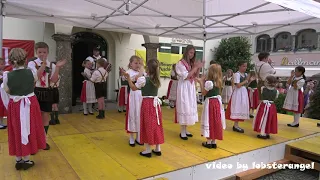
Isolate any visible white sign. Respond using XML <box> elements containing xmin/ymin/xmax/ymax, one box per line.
<box><xmin>172</xmin><ymin>38</ymin><xmax>193</xmax><ymax>45</ymax></box>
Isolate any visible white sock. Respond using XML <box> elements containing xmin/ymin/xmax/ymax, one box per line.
<box><xmin>23</xmin><ymin>155</ymin><xmax>30</xmax><ymax>161</ymax></box>
<box><xmin>142</xmin><ymin>143</ymin><xmax>151</xmax><ymax>154</ymax></box>
<box><xmin>250</xmin><ymin>109</ymin><xmax>253</xmax><ymax>115</ymax></box>
<box><xmin>212</xmin><ymin>140</ymin><xmax>216</xmax><ymax>144</ymax></box>
<box><xmin>234</xmin><ymin>121</ymin><xmax>239</xmax><ymax>128</ymax></box>
<box><xmin>136</xmin><ymin>133</ymin><xmax>141</xmax><ymax>143</ymax></box>
<box><xmin>180</xmin><ymin>125</ymin><xmax>186</xmax><ymax>137</ymax></box>
<box><xmin>88</xmin><ymin>103</ymin><xmax>93</xmax><ymax>113</ymax></box>
<box><xmin>292</xmin><ymin>113</ymin><xmax>300</xmax><ymax>125</ymax></box>
<box><xmin>129</xmin><ymin>133</ymin><xmax>134</xmax><ymax>144</ymax></box>
<box><xmin>186</xmin><ymin>127</ymin><xmax>191</xmax><ymax>135</ymax></box>
<box><xmin>83</xmin><ymin>103</ymin><xmax>88</xmax><ymax>114</ymax></box>
<box><xmin>206</xmin><ymin>139</ymin><xmax>212</xmax><ymax>144</ymax></box>
<box><xmin>155</xmin><ymin>144</ymin><xmax>161</xmax><ymax>152</ymax></box>
<box><xmin>15</xmin><ymin>156</ymin><xmax>22</xmax><ymax>162</ymax></box>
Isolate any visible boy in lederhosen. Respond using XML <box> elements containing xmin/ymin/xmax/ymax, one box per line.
<box><xmin>28</xmin><ymin>42</ymin><xmax>66</xmax><ymax>150</ymax></box>
<box><xmin>49</xmin><ymin>70</ymin><xmax>60</xmax><ymax>125</ymax></box>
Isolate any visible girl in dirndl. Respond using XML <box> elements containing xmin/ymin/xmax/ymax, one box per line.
<box><xmin>81</xmin><ymin>60</ymin><xmax>97</xmax><ymax>115</ymax></box>
<box><xmin>253</xmin><ymin>76</ymin><xmax>278</xmax><ymax>139</ymax></box>
<box><xmin>226</xmin><ymin>61</ymin><xmax>250</xmax><ymax>133</ymax></box>
<box><xmin>122</xmin><ymin>59</ymin><xmax>164</xmax><ymax>158</ymax></box>
<box><xmin>283</xmin><ymin>66</ymin><xmax>306</xmax><ymax>127</ymax></box>
<box><xmin>247</xmin><ymin>71</ymin><xmax>259</xmax><ymax>118</ymax></box>
<box><xmin>117</xmin><ymin>68</ymin><xmax>128</xmax><ymax>113</ymax></box>
<box><xmin>222</xmin><ymin>69</ymin><xmax>233</xmax><ymax>110</ymax></box>
<box><xmin>123</xmin><ymin>55</ymin><xmax>144</xmax><ymax>146</ymax></box>
<box><xmin>167</xmin><ymin>64</ymin><xmax>178</xmax><ymax>108</ymax></box>
<box><xmin>0</xmin><ymin>58</ymin><xmax>8</xmax><ymax>129</ymax></box>
<box><xmin>197</xmin><ymin>64</ymin><xmax>226</xmax><ymax>149</ymax></box>
<box><xmin>4</xmin><ymin>48</ymin><xmax>46</xmax><ymax>170</ymax></box>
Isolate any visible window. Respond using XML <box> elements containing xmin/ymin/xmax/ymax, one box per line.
<box><xmin>159</xmin><ymin>43</ymin><xmax>171</xmax><ymax>53</ymax></box>
<box><xmin>274</xmin><ymin>32</ymin><xmax>292</xmax><ymax>52</ymax></box>
<box><xmin>256</xmin><ymin>34</ymin><xmax>271</xmax><ymax>53</ymax></box>
<box><xmin>171</xmin><ymin>46</ymin><xmax>180</xmax><ymax>54</ymax></box>
<box><xmin>296</xmin><ymin>29</ymin><xmax>317</xmax><ymax>50</ymax></box>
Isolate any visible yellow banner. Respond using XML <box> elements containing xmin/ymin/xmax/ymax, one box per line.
<box><xmin>135</xmin><ymin>50</ymin><xmax>182</xmax><ymax>77</ymax></box>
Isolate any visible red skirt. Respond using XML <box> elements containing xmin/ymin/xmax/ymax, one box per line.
<box><xmin>248</xmin><ymin>88</ymin><xmax>259</xmax><ymax>109</ymax></box>
<box><xmin>253</xmin><ymin>103</ymin><xmax>278</xmax><ymax>134</ymax></box>
<box><xmin>166</xmin><ymin>80</ymin><xmax>173</xmax><ymax>99</ymax></box>
<box><xmin>225</xmin><ymin>98</ymin><xmax>245</xmax><ymax>122</ymax></box>
<box><xmin>207</xmin><ymin>99</ymin><xmax>223</xmax><ymax>140</ymax></box>
<box><xmin>140</xmin><ymin>98</ymin><xmax>164</xmax><ymax>145</ymax></box>
<box><xmin>7</xmin><ymin>96</ymin><xmax>46</xmax><ymax>156</ymax></box>
<box><xmin>118</xmin><ymin>86</ymin><xmax>127</xmax><ymax>106</ymax></box>
<box><xmin>283</xmin><ymin>90</ymin><xmax>304</xmax><ymax>113</ymax></box>
<box><xmin>80</xmin><ymin>81</ymin><xmax>87</xmax><ymax>103</ymax></box>
<box><xmin>0</xmin><ymin>96</ymin><xmax>7</xmax><ymax>117</ymax></box>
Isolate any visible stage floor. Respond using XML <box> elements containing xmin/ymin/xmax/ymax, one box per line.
<box><xmin>0</xmin><ymin>107</ymin><xmax>319</xmax><ymax>180</ymax></box>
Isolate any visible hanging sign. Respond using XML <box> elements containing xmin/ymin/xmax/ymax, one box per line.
<box><xmin>253</xmin><ymin>53</ymin><xmax>320</xmax><ymax>66</ymax></box>
<box><xmin>2</xmin><ymin>39</ymin><xmax>35</xmax><ymax>65</ymax></box>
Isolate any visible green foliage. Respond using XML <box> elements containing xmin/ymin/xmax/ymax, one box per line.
<box><xmin>275</xmin><ymin>93</ymin><xmax>287</xmax><ymax>114</ymax></box>
<box><xmin>306</xmin><ymin>82</ymin><xmax>320</xmax><ymax>120</ymax></box>
<box><xmin>214</xmin><ymin>37</ymin><xmax>253</xmax><ymax>72</ymax></box>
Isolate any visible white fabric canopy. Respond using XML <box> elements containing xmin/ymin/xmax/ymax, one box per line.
<box><xmin>1</xmin><ymin>0</ymin><xmax>320</xmax><ymax>40</ymax></box>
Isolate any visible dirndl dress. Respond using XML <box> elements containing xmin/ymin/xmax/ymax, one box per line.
<box><xmin>253</xmin><ymin>100</ymin><xmax>278</xmax><ymax>134</ymax></box>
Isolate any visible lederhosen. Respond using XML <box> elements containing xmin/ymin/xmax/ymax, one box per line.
<box><xmin>33</xmin><ymin>61</ymin><xmax>54</xmax><ymax>112</ymax></box>
<box><xmin>94</xmin><ymin>69</ymin><xmax>107</xmax><ymax>98</ymax></box>
<box><xmin>51</xmin><ymin>77</ymin><xmax>60</xmax><ymax>104</ymax></box>
<box><xmin>256</xmin><ymin>63</ymin><xmax>265</xmax><ymax>99</ymax></box>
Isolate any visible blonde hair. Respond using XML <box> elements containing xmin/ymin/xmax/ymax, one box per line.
<box><xmin>9</xmin><ymin>48</ymin><xmax>27</xmax><ymax>66</ymax></box>
<box><xmin>128</xmin><ymin>55</ymin><xmax>140</xmax><ymax>69</ymax></box>
<box><xmin>207</xmin><ymin>64</ymin><xmax>223</xmax><ymax>91</ymax></box>
<box><xmin>147</xmin><ymin>59</ymin><xmax>161</xmax><ymax>88</ymax></box>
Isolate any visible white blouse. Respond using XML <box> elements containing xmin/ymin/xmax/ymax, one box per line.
<box><xmin>204</xmin><ymin>81</ymin><xmax>214</xmax><ymax>91</ymax></box>
<box><xmin>90</xmin><ymin>67</ymin><xmax>108</xmax><ymax>83</ymax></box>
<box><xmin>135</xmin><ymin>76</ymin><xmax>146</xmax><ymax>89</ymax></box>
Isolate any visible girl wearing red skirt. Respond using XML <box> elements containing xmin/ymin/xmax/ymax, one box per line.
<box><xmin>117</xmin><ymin>68</ymin><xmax>128</xmax><ymax>113</ymax></box>
<box><xmin>283</xmin><ymin>66</ymin><xmax>306</xmax><ymax>127</ymax></box>
<box><xmin>166</xmin><ymin>64</ymin><xmax>178</xmax><ymax>108</ymax></box>
<box><xmin>247</xmin><ymin>71</ymin><xmax>259</xmax><ymax>118</ymax></box>
<box><xmin>122</xmin><ymin>59</ymin><xmax>164</xmax><ymax>158</ymax></box>
<box><xmin>81</xmin><ymin>60</ymin><xmax>97</xmax><ymax>115</ymax></box>
<box><xmin>0</xmin><ymin>58</ymin><xmax>8</xmax><ymax>129</ymax></box>
<box><xmin>197</xmin><ymin>64</ymin><xmax>226</xmax><ymax>149</ymax></box>
<box><xmin>3</xmin><ymin>48</ymin><xmax>46</xmax><ymax>170</ymax></box>
<box><xmin>253</xmin><ymin>76</ymin><xmax>278</xmax><ymax>139</ymax></box>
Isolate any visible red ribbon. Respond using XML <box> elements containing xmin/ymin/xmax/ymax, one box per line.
<box><xmin>40</xmin><ymin>71</ymin><xmax>46</xmax><ymax>87</ymax></box>
<box><xmin>181</xmin><ymin>59</ymin><xmax>195</xmax><ymax>83</ymax></box>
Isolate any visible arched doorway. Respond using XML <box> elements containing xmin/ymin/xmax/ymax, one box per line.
<box><xmin>71</xmin><ymin>32</ymin><xmax>108</xmax><ymax>106</ymax></box>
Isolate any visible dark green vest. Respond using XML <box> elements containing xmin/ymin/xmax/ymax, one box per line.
<box><xmin>225</xmin><ymin>80</ymin><xmax>232</xmax><ymax>86</ymax></box>
<box><xmin>141</xmin><ymin>77</ymin><xmax>158</xmax><ymax>96</ymax></box>
<box><xmin>121</xmin><ymin>79</ymin><xmax>128</xmax><ymax>86</ymax></box>
<box><xmin>248</xmin><ymin>80</ymin><xmax>258</xmax><ymax>88</ymax></box>
<box><xmin>205</xmin><ymin>81</ymin><xmax>220</xmax><ymax>97</ymax></box>
<box><xmin>261</xmin><ymin>88</ymin><xmax>277</xmax><ymax>101</ymax></box>
<box><xmin>7</xmin><ymin>69</ymin><xmax>34</xmax><ymax>96</ymax></box>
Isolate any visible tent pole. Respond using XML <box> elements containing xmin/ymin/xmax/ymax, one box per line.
<box><xmin>202</xmin><ymin>0</ymin><xmax>206</xmax><ymax>73</ymax></box>
<box><xmin>0</xmin><ymin>1</ymin><xmax>3</xmax><ymax>58</ymax></box>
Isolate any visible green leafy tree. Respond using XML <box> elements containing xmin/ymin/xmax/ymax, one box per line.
<box><xmin>306</xmin><ymin>82</ymin><xmax>320</xmax><ymax>120</ymax></box>
<box><xmin>214</xmin><ymin>37</ymin><xmax>253</xmax><ymax>72</ymax></box>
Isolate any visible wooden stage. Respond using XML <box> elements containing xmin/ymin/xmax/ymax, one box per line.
<box><xmin>0</xmin><ymin>106</ymin><xmax>319</xmax><ymax>180</ymax></box>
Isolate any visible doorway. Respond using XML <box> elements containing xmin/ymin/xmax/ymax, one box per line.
<box><xmin>71</xmin><ymin>32</ymin><xmax>108</xmax><ymax>106</ymax></box>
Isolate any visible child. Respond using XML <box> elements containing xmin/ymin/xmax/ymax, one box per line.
<box><xmin>197</xmin><ymin>64</ymin><xmax>226</xmax><ymax>149</ymax></box>
<box><xmin>247</xmin><ymin>71</ymin><xmax>259</xmax><ymax>118</ymax></box>
<box><xmin>27</xmin><ymin>42</ymin><xmax>66</xmax><ymax>150</ymax></box>
<box><xmin>122</xmin><ymin>59</ymin><xmax>164</xmax><ymax>158</ymax></box>
<box><xmin>222</xmin><ymin>69</ymin><xmax>233</xmax><ymax>110</ymax></box>
<box><xmin>253</xmin><ymin>76</ymin><xmax>279</xmax><ymax>139</ymax></box>
<box><xmin>4</xmin><ymin>48</ymin><xmax>46</xmax><ymax>170</ymax></box>
<box><xmin>0</xmin><ymin>58</ymin><xmax>8</xmax><ymax>129</ymax></box>
<box><xmin>123</xmin><ymin>55</ymin><xmax>143</xmax><ymax>146</ymax></box>
<box><xmin>49</xmin><ymin>63</ymin><xmax>60</xmax><ymax>125</ymax></box>
<box><xmin>277</xmin><ymin>83</ymin><xmax>286</xmax><ymax>94</ymax></box>
<box><xmin>226</xmin><ymin>61</ymin><xmax>250</xmax><ymax>133</ymax></box>
<box><xmin>283</xmin><ymin>66</ymin><xmax>306</xmax><ymax>127</ymax></box>
<box><xmin>175</xmin><ymin>45</ymin><xmax>204</xmax><ymax>140</ymax></box>
<box><xmin>81</xmin><ymin>60</ymin><xmax>97</xmax><ymax>115</ymax></box>
<box><xmin>167</xmin><ymin>64</ymin><xmax>178</xmax><ymax>108</ymax></box>
<box><xmin>90</xmin><ymin>59</ymin><xmax>108</xmax><ymax>119</ymax></box>
<box><xmin>117</xmin><ymin>67</ymin><xmax>128</xmax><ymax>113</ymax></box>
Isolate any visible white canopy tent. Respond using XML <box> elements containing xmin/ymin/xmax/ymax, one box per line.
<box><xmin>1</xmin><ymin>0</ymin><xmax>320</xmax><ymax>58</ymax></box>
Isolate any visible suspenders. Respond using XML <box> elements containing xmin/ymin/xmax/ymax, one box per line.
<box><xmin>33</xmin><ymin>60</ymin><xmax>53</xmax><ymax>87</ymax></box>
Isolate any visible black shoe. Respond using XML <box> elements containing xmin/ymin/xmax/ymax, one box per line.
<box><xmin>186</xmin><ymin>133</ymin><xmax>193</xmax><ymax>137</ymax></box>
<box><xmin>139</xmin><ymin>152</ymin><xmax>151</xmax><ymax>158</ymax></box>
<box><xmin>250</xmin><ymin>115</ymin><xmax>254</xmax><ymax>118</ymax></box>
<box><xmin>15</xmin><ymin>160</ymin><xmax>24</xmax><ymax>170</ymax></box>
<box><xmin>317</xmin><ymin>122</ymin><xmax>320</xmax><ymax>127</ymax></box>
<box><xmin>129</xmin><ymin>141</ymin><xmax>135</xmax><ymax>147</ymax></box>
<box><xmin>55</xmin><ymin>119</ymin><xmax>60</xmax><ymax>124</ymax></box>
<box><xmin>287</xmin><ymin>123</ymin><xmax>299</xmax><ymax>127</ymax></box>
<box><xmin>179</xmin><ymin>134</ymin><xmax>188</xmax><ymax>140</ymax></box>
<box><xmin>135</xmin><ymin>140</ymin><xmax>143</xmax><ymax>146</ymax></box>
<box><xmin>123</xmin><ymin>110</ymin><xmax>126</xmax><ymax>113</ymax></box>
<box><xmin>257</xmin><ymin>134</ymin><xmax>268</xmax><ymax>139</ymax></box>
<box><xmin>212</xmin><ymin>144</ymin><xmax>217</xmax><ymax>149</ymax></box>
<box><xmin>0</xmin><ymin>125</ymin><xmax>7</xmax><ymax>129</ymax></box>
<box><xmin>118</xmin><ymin>110</ymin><xmax>122</xmax><ymax>113</ymax></box>
<box><xmin>83</xmin><ymin>113</ymin><xmax>88</xmax><ymax>116</ymax></box>
<box><xmin>89</xmin><ymin>112</ymin><xmax>94</xmax><ymax>115</ymax></box>
<box><xmin>266</xmin><ymin>135</ymin><xmax>270</xmax><ymax>139</ymax></box>
<box><xmin>233</xmin><ymin>126</ymin><xmax>244</xmax><ymax>133</ymax></box>
<box><xmin>96</xmin><ymin>110</ymin><xmax>104</xmax><ymax>119</ymax></box>
<box><xmin>152</xmin><ymin>150</ymin><xmax>162</xmax><ymax>156</ymax></box>
<box><xmin>44</xmin><ymin>143</ymin><xmax>50</xmax><ymax>150</ymax></box>
<box><xmin>202</xmin><ymin>142</ymin><xmax>212</xmax><ymax>149</ymax></box>
<box><xmin>49</xmin><ymin>120</ymin><xmax>56</xmax><ymax>125</ymax></box>
<box><xmin>23</xmin><ymin>160</ymin><xmax>35</xmax><ymax>170</ymax></box>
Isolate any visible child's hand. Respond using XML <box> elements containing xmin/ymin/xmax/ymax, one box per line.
<box><xmin>56</xmin><ymin>59</ymin><xmax>67</xmax><ymax>67</ymax></box>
